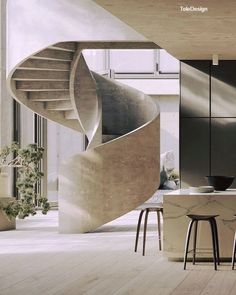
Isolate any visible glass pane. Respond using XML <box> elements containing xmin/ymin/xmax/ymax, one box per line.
<box><xmin>83</xmin><ymin>49</ymin><xmax>107</xmax><ymax>72</ymax></box>
<box><xmin>110</xmin><ymin>49</ymin><xmax>155</xmax><ymax>73</ymax></box>
<box><xmin>159</xmin><ymin>50</ymin><xmax>179</xmax><ymax>73</ymax></box>
<box><xmin>20</xmin><ymin>105</ymin><xmax>34</xmax><ymax>146</ymax></box>
<box><xmin>47</xmin><ymin>121</ymin><xmax>59</xmax><ymax>203</ymax></box>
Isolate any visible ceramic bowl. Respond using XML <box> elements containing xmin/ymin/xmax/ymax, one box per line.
<box><xmin>205</xmin><ymin>176</ymin><xmax>234</xmax><ymax>191</ymax></box>
<box><xmin>189</xmin><ymin>186</ymin><xmax>214</xmax><ymax>193</ymax></box>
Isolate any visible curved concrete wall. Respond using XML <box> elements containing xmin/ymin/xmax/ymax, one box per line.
<box><xmin>59</xmin><ymin>67</ymin><xmax>159</xmax><ymax>232</ymax></box>
<box><xmin>59</xmin><ymin>115</ymin><xmax>159</xmax><ymax>233</ymax></box>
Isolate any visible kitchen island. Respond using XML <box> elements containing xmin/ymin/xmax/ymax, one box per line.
<box><xmin>163</xmin><ymin>189</ymin><xmax>236</xmax><ymax>261</ymax></box>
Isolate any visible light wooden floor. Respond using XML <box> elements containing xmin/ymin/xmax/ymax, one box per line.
<box><xmin>0</xmin><ymin>210</ymin><xmax>236</xmax><ymax>295</ymax></box>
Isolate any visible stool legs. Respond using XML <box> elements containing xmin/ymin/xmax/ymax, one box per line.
<box><xmin>134</xmin><ymin>208</ymin><xmax>162</xmax><ymax>255</ymax></box>
<box><xmin>209</xmin><ymin>219</ymin><xmax>217</xmax><ymax>270</ymax></box>
<box><xmin>184</xmin><ymin>218</ymin><xmax>219</xmax><ymax>270</ymax></box>
<box><xmin>193</xmin><ymin>220</ymin><xmax>198</xmax><ymax>265</ymax></box>
<box><xmin>157</xmin><ymin>210</ymin><xmax>162</xmax><ymax>251</ymax></box>
<box><xmin>212</xmin><ymin>218</ymin><xmax>220</xmax><ymax>265</ymax></box>
<box><xmin>134</xmin><ymin>209</ymin><xmax>144</xmax><ymax>252</ymax></box>
<box><xmin>232</xmin><ymin>232</ymin><xmax>236</xmax><ymax>270</ymax></box>
<box><xmin>143</xmin><ymin>209</ymin><xmax>150</xmax><ymax>256</ymax></box>
<box><xmin>183</xmin><ymin>219</ymin><xmax>195</xmax><ymax>270</ymax></box>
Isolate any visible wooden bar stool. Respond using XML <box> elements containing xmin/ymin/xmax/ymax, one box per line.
<box><xmin>134</xmin><ymin>204</ymin><xmax>163</xmax><ymax>256</ymax></box>
<box><xmin>183</xmin><ymin>214</ymin><xmax>220</xmax><ymax>270</ymax></box>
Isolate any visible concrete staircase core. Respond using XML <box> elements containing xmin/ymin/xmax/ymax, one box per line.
<box><xmin>7</xmin><ymin>1</ymin><xmax>160</xmax><ymax>233</ymax></box>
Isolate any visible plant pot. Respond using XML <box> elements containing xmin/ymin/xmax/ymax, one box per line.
<box><xmin>0</xmin><ymin>197</ymin><xmax>16</xmax><ymax>231</ymax></box>
<box><xmin>0</xmin><ymin>173</ymin><xmax>10</xmax><ymax>198</ymax></box>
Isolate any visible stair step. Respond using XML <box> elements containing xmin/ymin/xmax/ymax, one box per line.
<box><xmin>65</xmin><ymin>110</ymin><xmax>77</xmax><ymax>120</ymax></box>
<box><xmin>49</xmin><ymin>42</ymin><xmax>77</xmax><ymax>52</ymax></box>
<box><xmin>19</xmin><ymin>59</ymin><xmax>71</xmax><ymax>71</ymax></box>
<box><xmin>29</xmin><ymin>91</ymin><xmax>70</xmax><ymax>101</ymax></box>
<box><xmin>12</xmin><ymin>69</ymin><xmax>70</xmax><ymax>81</ymax></box>
<box><xmin>16</xmin><ymin>81</ymin><xmax>69</xmax><ymax>91</ymax></box>
<box><xmin>46</xmin><ymin>100</ymin><xmax>73</xmax><ymax>111</ymax></box>
<box><xmin>51</xmin><ymin>42</ymin><xmax>77</xmax><ymax>52</ymax></box>
<box><xmin>33</xmin><ymin>49</ymin><xmax>73</xmax><ymax>61</ymax></box>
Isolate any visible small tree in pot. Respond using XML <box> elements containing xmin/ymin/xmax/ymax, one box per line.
<box><xmin>0</xmin><ymin>142</ymin><xmax>50</xmax><ymax>219</ymax></box>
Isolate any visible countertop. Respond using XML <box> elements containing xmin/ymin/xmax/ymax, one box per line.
<box><xmin>165</xmin><ymin>189</ymin><xmax>236</xmax><ymax>196</ymax></box>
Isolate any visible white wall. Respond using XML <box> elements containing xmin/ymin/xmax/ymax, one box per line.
<box><xmin>153</xmin><ymin>95</ymin><xmax>179</xmax><ymax>171</ymax></box>
<box><xmin>0</xmin><ymin>0</ymin><xmax>12</xmax><ymax>148</ymax></box>
<box><xmin>0</xmin><ymin>0</ymin><xmax>14</xmax><ymax>194</ymax></box>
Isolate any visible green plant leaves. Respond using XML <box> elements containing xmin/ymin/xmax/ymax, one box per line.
<box><xmin>0</xmin><ymin>142</ymin><xmax>50</xmax><ymax>219</ymax></box>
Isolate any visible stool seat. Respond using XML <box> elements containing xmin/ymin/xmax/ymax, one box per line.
<box><xmin>145</xmin><ymin>207</ymin><xmax>163</xmax><ymax>212</ymax></box>
<box><xmin>187</xmin><ymin>214</ymin><xmax>219</xmax><ymax>220</ymax></box>
<box><xmin>184</xmin><ymin>214</ymin><xmax>220</xmax><ymax>270</ymax></box>
<box><xmin>136</xmin><ymin>202</ymin><xmax>163</xmax><ymax>210</ymax></box>
<box><xmin>134</xmin><ymin>205</ymin><xmax>163</xmax><ymax>256</ymax></box>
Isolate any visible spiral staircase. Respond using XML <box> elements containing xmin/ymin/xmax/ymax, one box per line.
<box><xmin>7</xmin><ymin>1</ymin><xmax>160</xmax><ymax>233</ymax></box>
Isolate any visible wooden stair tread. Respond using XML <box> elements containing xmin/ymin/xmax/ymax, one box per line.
<box><xmin>50</xmin><ymin>42</ymin><xmax>77</xmax><ymax>52</ymax></box>
<box><xmin>12</xmin><ymin>69</ymin><xmax>70</xmax><ymax>81</ymax></box>
<box><xmin>46</xmin><ymin>100</ymin><xmax>73</xmax><ymax>111</ymax></box>
<box><xmin>13</xmin><ymin>78</ymin><xmax>69</xmax><ymax>82</ymax></box>
<box><xmin>19</xmin><ymin>59</ymin><xmax>71</xmax><ymax>71</ymax></box>
<box><xmin>28</xmin><ymin>91</ymin><xmax>70</xmax><ymax>101</ymax></box>
<box><xmin>16</xmin><ymin>81</ymin><xmax>69</xmax><ymax>91</ymax></box>
<box><xmin>33</xmin><ymin>49</ymin><xmax>73</xmax><ymax>61</ymax></box>
<box><xmin>30</xmin><ymin>56</ymin><xmax>72</xmax><ymax>62</ymax></box>
<box><xmin>30</xmin><ymin>97</ymin><xmax>70</xmax><ymax>102</ymax></box>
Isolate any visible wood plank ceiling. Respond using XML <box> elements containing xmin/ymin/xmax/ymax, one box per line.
<box><xmin>94</xmin><ymin>0</ymin><xmax>236</xmax><ymax>60</ymax></box>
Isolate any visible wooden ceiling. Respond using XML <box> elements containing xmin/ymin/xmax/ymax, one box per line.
<box><xmin>94</xmin><ymin>0</ymin><xmax>236</xmax><ymax>60</ymax></box>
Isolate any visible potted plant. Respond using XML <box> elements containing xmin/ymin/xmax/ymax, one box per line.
<box><xmin>0</xmin><ymin>142</ymin><xmax>50</xmax><ymax>221</ymax></box>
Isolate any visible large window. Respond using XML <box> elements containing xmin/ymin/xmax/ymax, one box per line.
<box><xmin>12</xmin><ymin>103</ymin><xmax>85</xmax><ymax>206</ymax></box>
<box><xmin>110</xmin><ymin>49</ymin><xmax>156</xmax><ymax>74</ymax></box>
<box><xmin>13</xmin><ymin>103</ymin><xmax>46</xmax><ymax>197</ymax></box>
<box><xmin>83</xmin><ymin>48</ymin><xmax>179</xmax><ymax>79</ymax></box>
<box><xmin>158</xmin><ymin>50</ymin><xmax>180</xmax><ymax>74</ymax></box>
<box><xmin>82</xmin><ymin>49</ymin><xmax>108</xmax><ymax>74</ymax></box>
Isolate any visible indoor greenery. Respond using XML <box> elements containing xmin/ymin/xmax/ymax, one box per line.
<box><xmin>0</xmin><ymin>142</ymin><xmax>50</xmax><ymax>219</ymax></box>
<box><xmin>168</xmin><ymin>170</ymin><xmax>179</xmax><ymax>183</ymax></box>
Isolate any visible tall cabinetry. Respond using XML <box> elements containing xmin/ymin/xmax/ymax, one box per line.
<box><xmin>180</xmin><ymin>61</ymin><xmax>236</xmax><ymax>187</ymax></box>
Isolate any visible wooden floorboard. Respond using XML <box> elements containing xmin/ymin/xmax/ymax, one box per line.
<box><xmin>0</xmin><ymin>210</ymin><xmax>235</xmax><ymax>295</ymax></box>
<box><xmin>199</xmin><ymin>264</ymin><xmax>236</xmax><ymax>295</ymax></box>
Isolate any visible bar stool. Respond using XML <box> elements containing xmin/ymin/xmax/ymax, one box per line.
<box><xmin>183</xmin><ymin>214</ymin><xmax>220</xmax><ymax>270</ymax></box>
<box><xmin>134</xmin><ymin>203</ymin><xmax>163</xmax><ymax>256</ymax></box>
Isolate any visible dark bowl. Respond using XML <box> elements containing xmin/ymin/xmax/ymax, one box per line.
<box><xmin>205</xmin><ymin>175</ymin><xmax>235</xmax><ymax>191</ymax></box>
